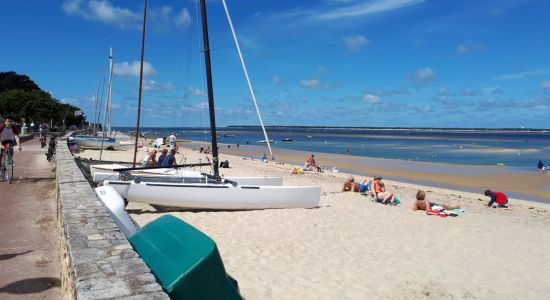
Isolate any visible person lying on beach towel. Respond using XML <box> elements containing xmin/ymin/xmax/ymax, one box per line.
<box><xmin>484</xmin><ymin>189</ymin><xmax>510</xmax><ymax>209</ymax></box>
<box><xmin>342</xmin><ymin>176</ymin><xmax>368</xmax><ymax>193</ymax></box>
<box><xmin>372</xmin><ymin>176</ymin><xmax>395</xmax><ymax>205</ymax></box>
<box><xmin>412</xmin><ymin>190</ymin><xmax>460</xmax><ymax>211</ymax></box>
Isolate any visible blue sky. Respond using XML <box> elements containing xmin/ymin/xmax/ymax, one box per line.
<box><xmin>1</xmin><ymin>0</ymin><xmax>550</xmax><ymax>128</ymax></box>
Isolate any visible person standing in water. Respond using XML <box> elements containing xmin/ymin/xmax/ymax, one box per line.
<box><xmin>537</xmin><ymin>160</ymin><xmax>544</xmax><ymax>173</ymax></box>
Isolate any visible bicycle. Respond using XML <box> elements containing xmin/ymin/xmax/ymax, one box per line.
<box><xmin>39</xmin><ymin>132</ymin><xmax>47</xmax><ymax>148</ymax></box>
<box><xmin>0</xmin><ymin>144</ymin><xmax>15</xmax><ymax>184</ymax></box>
<box><xmin>46</xmin><ymin>137</ymin><xmax>56</xmax><ymax>162</ymax></box>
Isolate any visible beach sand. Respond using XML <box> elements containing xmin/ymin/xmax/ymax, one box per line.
<box><xmin>80</xmin><ymin>141</ymin><xmax>550</xmax><ymax>299</ymax></box>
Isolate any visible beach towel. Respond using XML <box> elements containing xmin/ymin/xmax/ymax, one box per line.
<box><xmin>426</xmin><ymin>209</ymin><xmax>447</xmax><ymax>217</ymax></box>
<box><xmin>393</xmin><ymin>197</ymin><xmax>401</xmax><ymax>206</ymax></box>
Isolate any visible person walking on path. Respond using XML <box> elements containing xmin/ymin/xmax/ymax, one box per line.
<box><xmin>537</xmin><ymin>160</ymin><xmax>544</xmax><ymax>173</ymax></box>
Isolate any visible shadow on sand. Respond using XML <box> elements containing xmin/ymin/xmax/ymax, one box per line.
<box><xmin>0</xmin><ymin>277</ymin><xmax>60</xmax><ymax>295</ymax></box>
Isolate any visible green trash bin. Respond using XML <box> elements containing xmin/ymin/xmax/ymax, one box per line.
<box><xmin>129</xmin><ymin>215</ymin><xmax>241</xmax><ymax>299</ymax></box>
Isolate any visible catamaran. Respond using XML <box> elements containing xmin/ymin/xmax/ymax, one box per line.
<box><xmin>100</xmin><ymin>0</ymin><xmax>320</xmax><ymax>210</ymax></box>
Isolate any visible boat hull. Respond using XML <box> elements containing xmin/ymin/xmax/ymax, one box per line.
<box><xmin>73</xmin><ymin>137</ymin><xmax>135</xmax><ymax>150</ymax></box>
<box><xmin>104</xmin><ymin>180</ymin><xmax>320</xmax><ymax>210</ymax></box>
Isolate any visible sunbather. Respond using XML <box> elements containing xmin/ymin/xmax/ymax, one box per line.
<box><xmin>412</xmin><ymin>190</ymin><xmax>460</xmax><ymax>211</ymax></box>
<box><xmin>342</xmin><ymin>176</ymin><xmax>368</xmax><ymax>192</ymax></box>
<box><xmin>372</xmin><ymin>176</ymin><xmax>395</xmax><ymax>204</ymax></box>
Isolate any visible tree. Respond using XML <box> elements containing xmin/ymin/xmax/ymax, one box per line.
<box><xmin>0</xmin><ymin>71</ymin><xmax>86</xmax><ymax>127</ymax></box>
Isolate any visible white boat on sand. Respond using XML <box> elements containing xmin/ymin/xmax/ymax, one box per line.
<box><xmin>103</xmin><ymin>179</ymin><xmax>320</xmax><ymax>210</ymax></box>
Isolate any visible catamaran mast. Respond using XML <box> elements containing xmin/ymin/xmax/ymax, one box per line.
<box><xmin>133</xmin><ymin>0</ymin><xmax>148</xmax><ymax>167</ymax></box>
<box><xmin>200</xmin><ymin>0</ymin><xmax>220</xmax><ymax>178</ymax></box>
<box><xmin>107</xmin><ymin>47</ymin><xmax>114</xmax><ymax>137</ymax></box>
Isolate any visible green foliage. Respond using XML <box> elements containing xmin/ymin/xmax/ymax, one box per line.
<box><xmin>0</xmin><ymin>71</ymin><xmax>85</xmax><ymax>127</ymax></box>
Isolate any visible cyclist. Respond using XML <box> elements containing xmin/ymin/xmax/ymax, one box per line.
<box><xmin>0</xmin><ymin>116</ymin><xmax>22</xmax><ymax>167</ymax></box>
<box><xmin>39</xmin><ymin>123</ymin><xmax>48</xmax><ymax>148</ymax></box>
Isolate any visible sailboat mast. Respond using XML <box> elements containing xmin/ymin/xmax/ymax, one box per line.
<box><xmin>107</xmin><ymin>47</ymin><xmax>113</xmax><ymax>137</ymax></box>
<box><xmin>199</xmin><ymin>0</ymin><xmax>220</xmax><ymax>177</ymax></box>
<box><xmin>132</xmin><ymin>0</ymin><xmax>148</xmax><ymax>167</ymax></box>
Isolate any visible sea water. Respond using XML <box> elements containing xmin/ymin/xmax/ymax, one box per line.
<box><xmin>117</xmin><ymin>127</ymin><xmax>550</xmax><ymax>172</ymax></box>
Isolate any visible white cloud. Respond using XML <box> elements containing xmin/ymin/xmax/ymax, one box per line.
<box><xmin>541</xmin><ymin>80</ymin><xmax>550</xmax><ymax>90</ymax></box>
<box><xmin>272</xmin><ymin>75</ymin><xmax>285</xmax><ymax>85</ymax></box>
<box><xmin>299</xmin><ymin>79</ymin><xmax>333</xmax><ymax>89</ymax></box>
<box><xmin>363</xmin><ymin>94</ymin><xmax>382</xmax><ymax>104</ymax></box>
<box><xmin>174</xmin><ymin>8</ymin><xmax>192</xmax><ymax>26</ymax></box>
<box><xmin>342</xmin><ymin>35</ymin><xmax>369</xmax><ymax>52</ymax></box>
<box><xmin>314</xmin><ymin>0</ymin><xmax>426</xmax><ymax>21</ymax></box>
<box><xmin>437</xmin><ymin>87</ymin><xmax>448</xmax><ymax>96</ymax></box>
<box><xmin>113</xmin><ymin>61</ymin><xmax>157</xmax><ymax>77</ymax></box>
<box><xmin>187</xmin><ymin>86</ymin><xmax>205</xmax><ymax>97</ymax></box>
<box><xmin>143</xmin><ymin>80</ymin><xmax>173</xmax><ymax>92</ymax></box>
<box><xmin>456</xmin><ymin>40</ymin><xmax>486</xmax><ymax>54</ymax></box>
<box><xmin>494</xmin><ymin>69</ymin><xmax>550</xmax><ymax>81</ymax></box>
<box><xmin>62</xmin><ymin>0</ymin><xmax>141</xmax><ymax>29</ymax></box>
<box><xmin>407</xmin><ymin>67</ymin><xmax>436</xmax><ymax>85</ymax></box>
<box><xmin>460</xmin><ymin>88</ymin><xmax>479</xmax><ymax>96</ymax></box>
<box><xmin>62</xmin><ymin>0</ymin><xmax>191</xmax><ymax>30</ymax></box>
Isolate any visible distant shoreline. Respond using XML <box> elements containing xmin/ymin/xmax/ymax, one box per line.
<box><xmin>115</xmin><ymin>126</ymin><xmax>550</xmax><ymax>132</ymax></box>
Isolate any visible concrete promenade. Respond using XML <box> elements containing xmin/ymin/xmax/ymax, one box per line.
<box><xmin>0</xmin><ymin>137</ymin><xmax>62</xmax><ymax>299</ymax></box>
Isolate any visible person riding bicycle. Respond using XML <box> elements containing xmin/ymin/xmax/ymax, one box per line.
<box><xmin>39</xmin><ymin>123</ymin><xmax>48</xmax><ymax>147</ymax></box>
<box><xmin>0</xmin><ymin>116</ymin><xmax>22</xmax><ymax>166</ymax></box>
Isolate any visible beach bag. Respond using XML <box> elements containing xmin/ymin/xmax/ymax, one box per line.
<box><xmin>220</xmin><ymin>160</ymin><xmax>230</xmax><ymax>168</ymax></box>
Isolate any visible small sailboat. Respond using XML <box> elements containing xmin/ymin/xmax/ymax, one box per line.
<box><xmin>72</xmin><ymin>48</ymin><xmax>135</xmax><ymax>151</ymax></box>
<box><xmin>281</xmin><ymin>138</ymin><xmax>293</xmax><ymax>142</ymax></box>
<box><xmin>101</xmin><ymin>0</ymin><xmax>320</xmax><ymax>210</ymax></box>
<box><xmin>257</xmin><ymin>139</ymin><xmax>274</xmax><ymax>144</ymax></box>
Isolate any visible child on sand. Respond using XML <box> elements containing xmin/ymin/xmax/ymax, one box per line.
<box><xmin>484</xmin><ymin>189</ymin><xmax>510</xmax><ymax>208</ymax></box>
<box><xmin>412</xmin><ymin>190</ymin><xmax>460</xmax><ymax>211</ymax></box>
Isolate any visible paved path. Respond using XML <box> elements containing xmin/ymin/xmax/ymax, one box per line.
<box><xmin>0</xmin><ymin>138</ymin><xmax>62</xmax><ymax>299</ymax></box>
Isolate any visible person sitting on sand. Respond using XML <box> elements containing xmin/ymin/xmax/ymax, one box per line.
<box><xmin>412</xmin><ymin>190</ymin><xmax>460</xmax><ymax>211</ymax></box>
<box><xmin>160</xmin><ymin>149</ymin><xmax>177</xmax><ymax>167</ymax></box>
<box><xmin>157</xmin><ymin>149</ymin><xmax>168</xmax><ymax>166</ymax></box>
<box><xmin>484</xmin><ymin>189</ymin><xmax>510</xmax><ymax>208</ymax></box>
<box><xmin>261</xmin><ymin>153</ymin><xmax>268</xmax><ymax>163</ymax></box>
<box><xmin>372</xmin><ymin>176</ymin><xmax>395</xmax><ymax>204</ymax></box>
<box><xmin>307</xmin><ymin>154</ymin><xmax>322</xmax><ymax>172</ymax></box>
<box><xmin>142</xmin><ymin>150</ymin><xmax>155</xmax><ymax>167</ymax></box>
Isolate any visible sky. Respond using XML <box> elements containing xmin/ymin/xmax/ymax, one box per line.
<box><xmin>1</xmin><ymin>0</ymin><xmax>550</xmax><ymax>128</ymax></box>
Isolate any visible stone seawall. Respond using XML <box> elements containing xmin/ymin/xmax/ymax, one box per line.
<box><xmin>56</xmin><ymin>138</ymin><xmax>169</xmax><ymax>299</ymax></box>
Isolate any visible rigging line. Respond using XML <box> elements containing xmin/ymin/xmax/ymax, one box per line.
<box><xmin>221</xmin><ymin>0</ymin><xmax>274</xmax><ymax>160</ymax></box>
<box><xmin>96</xmin><ymin>75</ymin><xmax>106</xmax><ymax>134</ymax></box>
<box><xmin>99</xmin><ymin>72</ymin><xmax>109</xmax><ymax>162</ymax></box>
<box><xmin>93</xmin><ymin>72</ymin><xmax>101</xmax><ymax>135</ymax></box>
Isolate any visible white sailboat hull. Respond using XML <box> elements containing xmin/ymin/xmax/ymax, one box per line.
<box><xmin>104</xmin><ymin>180</ymin><xmax>320</xmax><ymax>210</ymax></box>
<box><xmin>74</xmin><ymin>138</ymin><xmax>135</xmax><ymax>150</ymax></box>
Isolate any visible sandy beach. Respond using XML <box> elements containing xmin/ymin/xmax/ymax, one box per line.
<box><xmin>79</xmin><ymin>141</ymin><xmax>550</xmax><ymax>299</ymax></box>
